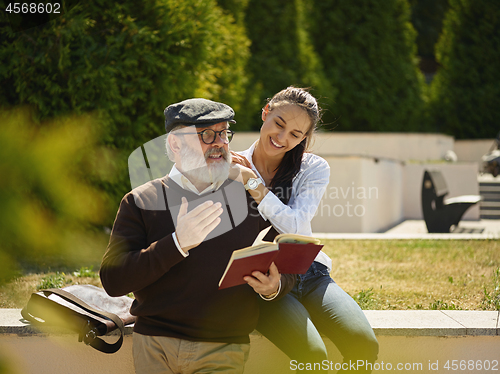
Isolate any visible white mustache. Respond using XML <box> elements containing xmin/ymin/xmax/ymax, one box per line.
<box><xmin>205</xmin><ymin>147</ymin><xmax>229</xmax><ymax>161</ymax></box>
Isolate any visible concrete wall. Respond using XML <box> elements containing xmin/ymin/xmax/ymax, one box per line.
<box><xmin>311</xmin><ymin>157</ymin><xmax>404</xmax><ymax>233</ymax></box>
<box><xmin>306</xmin><ymin>158</ymin><xmax>480</xmax><ymax>233</ymax></box>
<box><xmin>250</xmin><ymin>335</ymin><xmax>500</xmax><ymax>374</ymax></box>
<box><xmin>230</xmin><ymin>132</ymin><xmax>455</xmax><ymax>162</ymax></box>
<box><xmin>2</xmin><ymin>309</ymin><xmax>499</xmax><ymax>374</ymax></box>
<box><xmin>454</xmin><ymin>139</ymin><xmax>495</xmax><ymax>170</ymax></box>
<box><xmin>3</xmin><ymin>334</ymin><xmax>499</xmax><ymax>374</ymax></box>
<box><xmin>310</xmin><ymin>133</ymin><xmax>454</xmax><ymax>162</ymax></box>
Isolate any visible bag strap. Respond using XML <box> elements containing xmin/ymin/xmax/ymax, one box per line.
<box><xmin>22</xmin><ymin>288</ymin><xmax>126</xmax><ymax>354</ymax></box>
<box><xmin>44</xmin><ymin>288</ymin><xmax>126</xmax><ymax>354</ymax></box>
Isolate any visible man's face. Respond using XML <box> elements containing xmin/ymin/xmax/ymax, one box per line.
<box><xmin>175</xmin><ymin>122</ymin><xmax>232</xmax><ymax>185</ymax></box>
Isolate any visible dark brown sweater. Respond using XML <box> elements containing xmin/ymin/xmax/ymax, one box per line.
<box><xmin>100</xmin><ymin>176</ymin><xmax>295</xmax><ymax>344</ymax></box>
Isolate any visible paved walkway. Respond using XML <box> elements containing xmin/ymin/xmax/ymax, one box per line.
<box><xmin>314</xmin><ymin>219</ymin><xmax>500</xmax><ymax>239</ymax></box>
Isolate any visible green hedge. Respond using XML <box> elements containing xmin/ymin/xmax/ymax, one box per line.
<box><xmin>309</xmin><ymin>0</ymin><xmax>426</xmax><ymax>132</ymax></box>
<box><xmin>240</xmin><ymin>0</ymin><xmax>333</xmax><ymax>130</ymax></box>
<box><xmin>217</xmin><ymin>0</ymin><xmax>249</xmax><ymax>23</ymax></box>
<box><xmin>410</xmin><ymin>0</ymin><xmax>449</xmax><ymax>61</ymax></box>
<box><xmin>429</xmin><ymin>0</ymin><xmax>500</xmax><ymax>139</ymax></box>
<box><xmin>0</xmin><ymin>0</ymin><xmax>250</xmax><ymax>221</ymax></box>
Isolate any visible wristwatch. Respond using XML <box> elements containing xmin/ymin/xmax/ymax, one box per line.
<box><xmin>244</xmin><ymin>177</ymin><xmax>263</xmax><ymax>191</ymax></box>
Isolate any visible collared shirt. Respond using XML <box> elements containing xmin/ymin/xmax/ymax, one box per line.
<box><xmin>169</xmin><ymin>165</ymin><xmax>226</xmax><ymax>195</ymax></box>
<box><xmin>169</xmin><ymin>164</ymin><xmax>225</xmax><ymax>258</ymax></box>
<box><xmin>238</xmin><ymin>141</ymin><xmax>332</xmax><ymax>271</ymax></box>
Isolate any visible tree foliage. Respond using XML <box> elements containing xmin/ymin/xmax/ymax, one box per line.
<box><xmin>2</xmin><ymin>0</ymin><xmax>497</xmax><ymax>246</ymax></box>
<box><xmin>0</xmin><ymin>0</ymin><xmax>250</xmax><ymax>216</ymax></box>
<box><xmin>409</xmin><ymin>0</ymin><xmax>449</xmax><ymax>60</ymax></box>
<box><xmin>217</xmin><ymin>0</ymin><xmax>249</xmax><ymax>23</ymax></box>
<box><xmin>240</xmin><ymin>0</ymin><xmax>333</xmax><ymax>130</ymax></box>
<box><xmin>309</xmin><ymin>0</ymin><xmax>426</xmax><ymax>132</ymax></box>
<box><xmin>429</xmin><ymin>0</ymin><xmax>500</xmax><ymax>139</ymax></box>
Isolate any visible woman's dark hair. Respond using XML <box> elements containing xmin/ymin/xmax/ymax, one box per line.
<box><xmin>267</xmin><ymin>86</ymin><xmax>321</xmax><ymax>204</ymax></box>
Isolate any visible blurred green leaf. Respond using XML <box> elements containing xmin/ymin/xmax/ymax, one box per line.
<box><xmin>0</xmin><ymin>108</ymin><xmax>112</xmax><ymax>285</ymax></box>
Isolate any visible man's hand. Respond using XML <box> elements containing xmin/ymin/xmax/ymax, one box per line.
<box><xmin>244</xmin><ymin>262</ymin><xmax>281</xmax><ymax>296</ymax></box>
<box><xmin>175</xmin><ymin>197</ymin><xmax>223</xmax><ymax>253</ymax></box>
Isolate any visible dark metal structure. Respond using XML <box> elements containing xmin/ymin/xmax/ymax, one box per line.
<box><xmin>421</xmin><ymin>170</ymin><xmax>481</xmax><ymax>233</ymax></box>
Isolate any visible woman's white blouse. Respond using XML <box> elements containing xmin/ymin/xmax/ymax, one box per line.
<box><xmin>238</xmin><ymin>141</ymin><xmax>332</xmax><ymax>271</ymax></box>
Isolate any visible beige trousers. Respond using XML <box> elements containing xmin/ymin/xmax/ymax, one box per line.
<box><xmin>132</xmin><ymin>333</ymin><xmax>250</xmax><ymax>374</ymax></box>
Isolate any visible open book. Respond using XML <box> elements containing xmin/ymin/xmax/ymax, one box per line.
<box><xmin>218</xmin><ymin>233</ymin><xmax>324</xmax><ymax>290</ymax></box>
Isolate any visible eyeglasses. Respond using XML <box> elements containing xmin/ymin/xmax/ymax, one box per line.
<box><xmin>177</xmin><ymin>129</ymin><xmax>235</xmax><ymax>144</ymax></box>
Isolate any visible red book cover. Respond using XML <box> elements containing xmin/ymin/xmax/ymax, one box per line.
<box><xmin>274</xmin><ymin>243</ymin><xmax>324</xmax><ymax>274</ymax></box>
<box><xmin>218</xmin><ymin>250</ymin><xmax>279</xmax><ymax>290</ymax></box>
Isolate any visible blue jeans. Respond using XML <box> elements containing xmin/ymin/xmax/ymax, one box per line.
<box><xmin>256</xmin><ymin>262</ymin><xmax>379</xmax><ymax>373</ymax></box>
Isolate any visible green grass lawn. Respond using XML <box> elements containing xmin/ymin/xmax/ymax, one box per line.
<box><xmin>323</xmin><ymin>239</ymin><xmax>500</xmax><ymax>310</ymax></box>
<box><xmin>1</xmin><ymin>239</ymin><xmax>499</xmax><ymax>310</ymax></box>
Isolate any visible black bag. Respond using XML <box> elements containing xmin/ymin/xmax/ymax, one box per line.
<box><xmin>21</xmin><ymin>284</ymin><xmax>136</xmax><ymax>353</ymax></box>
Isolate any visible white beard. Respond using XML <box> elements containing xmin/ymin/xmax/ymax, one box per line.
<box><xmin>179</xmin><ymin>144</ymin><xmax>231</xmax><ymax>186</ymax></box>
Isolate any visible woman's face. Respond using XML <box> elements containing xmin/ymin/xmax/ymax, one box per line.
<box><xmin>260</xmin><ymin>104</ymin><xmax>310</xmax><ymax>157</ymax></box>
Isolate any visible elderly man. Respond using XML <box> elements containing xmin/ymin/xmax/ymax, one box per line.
<box><xmin>100</xmin><ymin>98</ymin><xmax>295</xmax><ymax>374</ymax></box>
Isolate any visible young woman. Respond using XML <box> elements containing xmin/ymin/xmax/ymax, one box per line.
<box><xmin>233</xmin><ymin>87</ymin><xmax>379</xmax><ymax>373</ymax></box>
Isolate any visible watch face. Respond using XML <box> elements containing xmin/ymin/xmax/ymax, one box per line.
<box><xmin>248</xmin><ymin>179</ymin><xmax>258</xmax><ymax>189</ymax></box>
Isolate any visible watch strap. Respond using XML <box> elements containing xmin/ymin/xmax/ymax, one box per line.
<box><xmin>244</xmin><ymin>177</ymin><xmax>262</xmax><ymax>190</ymax></box>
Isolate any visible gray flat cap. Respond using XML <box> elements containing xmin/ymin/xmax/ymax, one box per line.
<box><xmin>164</xmin><ymin>98</ymin><xmax>236</xmax><ymax>133</ymax></box>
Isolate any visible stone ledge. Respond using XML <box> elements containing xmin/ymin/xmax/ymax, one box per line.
<box><xmin>0</xmin><ymin>308</ymin><xmax>134</xmax><ymax>336</ymax></box>
<box><xmin>364</xmin><ymin>310</ymin><xmax>500</xmax><ymax>336</ymax></box>
<box><xmin>2</xmin><ymin>309</ymin><xmax>499</xmax><ymax>337</ymax></box>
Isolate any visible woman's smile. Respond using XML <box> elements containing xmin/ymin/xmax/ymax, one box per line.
<box><xmin>270</xmin><ymin>137</ymin><xmax>285</xmax><ymax>149</ymax></box>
